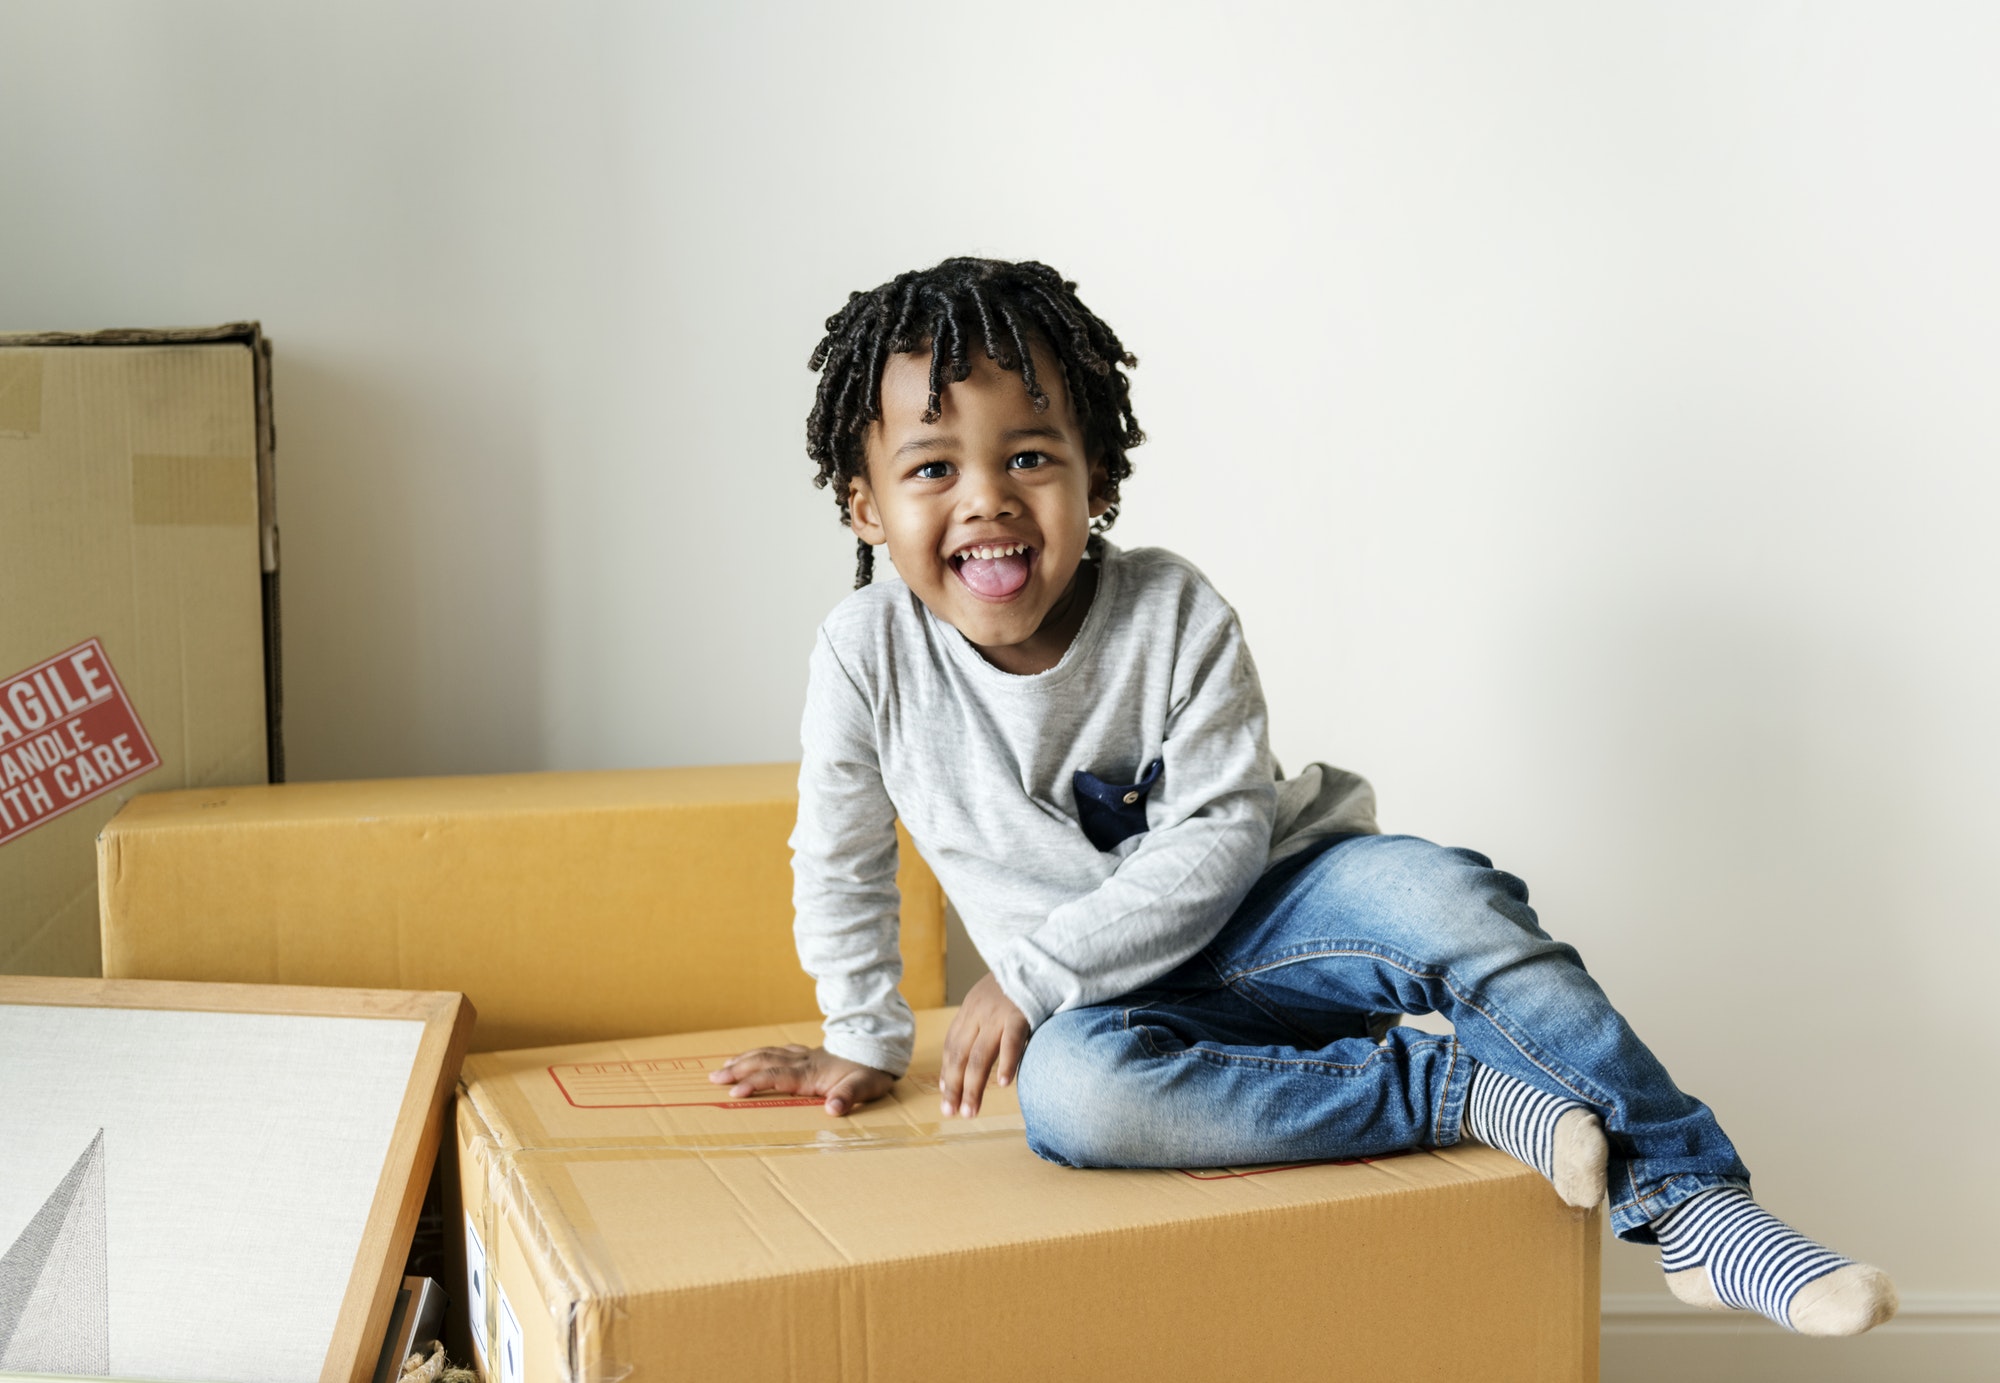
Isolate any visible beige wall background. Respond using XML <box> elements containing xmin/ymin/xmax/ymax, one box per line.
<box><xmin>5</xmin><ymin>3</ymin><xmax>1994</xmax><ymax>1377</ymax></box>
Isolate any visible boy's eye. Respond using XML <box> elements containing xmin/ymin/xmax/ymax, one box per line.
<box><xmin>1009</xmin><ymin>451</ymin><xmax>1049</xmax><ymax>470</ymax></box>
<box><xmin>913</xmin><ymin>461</ymin><xmax>954</xmax><ymax>481</ymax></box>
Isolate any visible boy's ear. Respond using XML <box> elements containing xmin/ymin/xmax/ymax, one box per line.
<box><xmin>847</xmin><ymin>475</ymin><xmax>889</xmax><ymax>546</ymax></box>
<box><xmin>1087</xmin><ymin>455</ymin><xmax>1113</xmax><ymax>519</ymax></box>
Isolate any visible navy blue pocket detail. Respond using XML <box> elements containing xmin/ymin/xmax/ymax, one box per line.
<box><xmin>1072</xmin><ymin>758</ymin><xmax>1163</xmax><ymax>852</ymax></box>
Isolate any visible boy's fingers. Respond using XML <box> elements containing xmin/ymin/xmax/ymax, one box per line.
<box><xmin>957</xmin><ymin>1032</ymin><xmax>998</xmax><ymax>1117</ymax></box>
<box><xmin>937</xmin><ymin>1048</ymin><xmax>962</xmax><ymax>1116</ymax></box>
<box><xmin>994</xmin><ymin>1025</ymin><xmax>1026</xmax><ymax>1087</ymax></box>
<box><xmin>938</xmin><ymin>1024</ymin><xmax>969</xmax><ymax>1116</ymax></box>
<box><xmin>710</xmin><ymin>1047</ymin><xmax>781</xmax><ymax>1083</ymax></box>
<box><xmin>823</xmin><ymin>1076</ymin><xmax>851</xmax><ymax>1117</ymax></box>
<box><xmin>727</xmin><ymin>1058</ymin><xmax>805</xmax><ymax>1098</ymax></box>
<box><xmin>823</xmin><ymin>1070</ymin><xmax>869</xmax><ymax>1118</ymax></box>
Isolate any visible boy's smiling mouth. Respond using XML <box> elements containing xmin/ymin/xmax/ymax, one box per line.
<box><xmin>949</xmin><ymin>540</ymin><xmax>1035</xmax><ymax>600</ymax></box>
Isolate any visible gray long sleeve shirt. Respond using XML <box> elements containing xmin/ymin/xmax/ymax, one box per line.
<box><xmin>790</xmin><ymin>544</ymin><xmax>1377</xmax><ymax>1076</ymax></box>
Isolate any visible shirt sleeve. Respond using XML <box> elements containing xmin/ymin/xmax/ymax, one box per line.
<box><xmin>788</xmin><ymin>629</ymin><xmax>915</xmax><ymax>1077</ymax></box>
<box><xmin>988</xmin><ymin>609</ymin><xmax>1279</xmax><ymax>1029</ymax></box>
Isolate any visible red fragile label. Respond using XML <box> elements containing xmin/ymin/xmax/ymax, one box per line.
<box><xmin>0</xmin><ymin>639</ymin><xmax>160</xmax><ymax>847</ymax></box>
<box><xmin>549</xmin><ymin>1057</ymin><xmax>823</xmax><ymax>1110</ymax></box>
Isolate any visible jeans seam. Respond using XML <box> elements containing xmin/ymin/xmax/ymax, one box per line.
<box><xmin>1132</xmin><ymin>1017</ymin><xmax>1444</xmax><ymax>1075</ymax></box>
<box><xmin>1613</xmin><ymin>1170</ymin><xmax>1689</xmax><ymax>1215</ymax></box>
<box><xmin>1220</xmin><ymin>943</ymin><xmax>1613</xmax><ymax>1109</ymax></box>
<box><xmin>1178</xmin><ymin>1043</ymin><xmax>1427</xmax><ymax>1075</ymax></box>
<box><xmin>1434</xmin><ymin>1036</ymin><xmax>1460</xmax><ymax>1140</ymax></box>
<box><xmin>1610</xmin><ymin>1171</ymin><xmax>1746</xmax><ymax>1215</ymax></box>
<box><xmin>1611</xmin><ymin>1172</ymin><xmax>1750</xmax><ymax>1231</ymax></box>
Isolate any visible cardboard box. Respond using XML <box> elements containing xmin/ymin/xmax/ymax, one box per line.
<box><xmin>99</xmin><ymin>764</ymin><xmax>947</xmax><ymax>1052</ymax></box>
<box><xmin>1</xmin><ymin>325</ymin><xmax>280</xmax><ymax>977</ymax></box>
<box><xmin>454</xmin><ymin>1009</ymin><xmax>1602</xmax><ymax>1383</ymax></box>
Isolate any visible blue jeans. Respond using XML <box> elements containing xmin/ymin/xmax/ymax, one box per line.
<box><xmin>1015</xmin><ymin>833</ymin><xmax>1751</xmax><ymax>1241</ymax></box>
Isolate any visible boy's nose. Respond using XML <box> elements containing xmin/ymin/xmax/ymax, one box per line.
<box><xmin>959</xmin><ymin>467</ymin><xmax>1021</xmax><ymax>521</ymax></box>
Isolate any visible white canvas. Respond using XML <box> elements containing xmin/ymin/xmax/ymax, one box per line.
<box><xmin>0</xmin><ymin>1130</ymin><xmax>107</xmax><ymax>1371</ymax></box>
<box><xmin>0</xmin><ymin>1005</ymin><xmax>425</xmax><ymax>1382</ymax></box>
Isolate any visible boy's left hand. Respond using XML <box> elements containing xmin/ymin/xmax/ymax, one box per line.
<box><xmin>939</xmin><ymin>973</ymin><xmax>1030</xmax><ymax>1118</ymax></box>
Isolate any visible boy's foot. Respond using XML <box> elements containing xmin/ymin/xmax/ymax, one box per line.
<box><xmin>1459</xmin><ymin>1062</ymin><xmax>1607</xmax><ymax>1209</ymax></box>
<box><xmin>1655</xmin><ymin>1186</ymin><xmax>1898</xmax><ymax>1336</ymax></box>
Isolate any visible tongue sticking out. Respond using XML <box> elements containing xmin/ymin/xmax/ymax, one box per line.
<box><xmin>957</xmin><ymin>552</ymin><xmax>1031</xmax><ymax>598</ymax></box>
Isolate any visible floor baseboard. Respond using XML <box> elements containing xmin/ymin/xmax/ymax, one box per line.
<box><xmin>1603</xmin><ymin>1290</ymin><xmax>2000</xmax><ymax>1334</ymax></box>
<box><xmin>1599</xmin><ymin>1291</ymin><xmax>2000</xmax><ymax>1383</ymax></box>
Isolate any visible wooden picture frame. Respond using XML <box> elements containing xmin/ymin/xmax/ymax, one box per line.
<box><xmin>0</xmin><ymin>976</ymin><xmax>474</xmax><ymax>1383</ymax></box>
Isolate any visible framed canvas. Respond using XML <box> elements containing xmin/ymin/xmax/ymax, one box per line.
<box><xmin>0</xmin><ymin>977</ymin><xmax>474</xmax><ymax>1383</ymax></box>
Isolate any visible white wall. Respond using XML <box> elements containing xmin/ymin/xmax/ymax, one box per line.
<box><xmin>5</xmin><ymin>4</ymin><xmax>1995</xmax><ymax>1376</ymax></box>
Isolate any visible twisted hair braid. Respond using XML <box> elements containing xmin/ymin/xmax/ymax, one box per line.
<box><xmin>806</xmin><ymin>257</ymin><xmax>1144</xmax><ymax>588</ymax></box>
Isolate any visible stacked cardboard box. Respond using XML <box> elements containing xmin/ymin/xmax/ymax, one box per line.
<box><xmin>98</xmin><ymin>764</ymin><xmax>946</xmax><ymax>1051</ymax></box>
<box><xmin>455</xmin><ymin>1009</ymin><xmax>1602</xmax><ymax>1383</ymax></box>
<box><xmin>1</xmin><ymin>325</ymin><xmax>279</xmax><ymax>978</ymax></box>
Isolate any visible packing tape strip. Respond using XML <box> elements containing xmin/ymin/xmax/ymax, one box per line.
<box><xmin>130</xmin><ymin>454</ymin><xmax>257</xmax><ymax>526</ymax></box>
<box><xmin>471</xmin><ymin>1132</ymin><xmax>1025</xmax><ymax>1383</ymax></box>
<box><xmin>463</xmin><ymin>1096</ymin><xmax>1027</xmax><ymax>1383</ymax></box>
<box><xmin>509</xmin><ymin>1157</ymin><xmax>629</xmax><ymax>1383</ymax></box>
<box><xmin>457</xmin><ymin>1097</ymin><xmax>504</xmax><ymax>1373</ymax></box>
<box><xmin>470</xmin><ymin>1124</ymin><xmax>634</xmax><ymax>1383</ymax></box>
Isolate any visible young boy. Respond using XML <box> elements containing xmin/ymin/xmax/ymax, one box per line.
<box><xmin>710</xmin><ymin>257</ymin><xmax>1896</xmax><ymax>1338</ymax></box>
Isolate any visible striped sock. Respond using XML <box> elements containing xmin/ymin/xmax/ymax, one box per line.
<box><xmin>1655</xmin><ymin>1187</ymin><xmax>1898</xmax><ymax>1335</ymax></box>
<box><xmin>1459</xmin><ymin>1062</ymin><xmax>1606</xmax><ymax>1208</ymax></box>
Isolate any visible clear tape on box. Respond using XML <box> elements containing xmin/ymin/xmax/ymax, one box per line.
<box><xmin>461</xmin><ymin>1101</ymin><xmax>632</xmax><ymax>1383</ymax></box>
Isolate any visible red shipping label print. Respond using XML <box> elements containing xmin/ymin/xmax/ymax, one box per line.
<box><xmin>549</xmin><ymin>1057</ymin><xmax>824</xmax><ymax>1110</ymax></box>
<box><xmin>0</xmin><ymin>639</ymin><xmax>160</xmax><ymax>847</ymax></box>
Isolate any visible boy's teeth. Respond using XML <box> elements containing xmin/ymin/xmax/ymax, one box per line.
<box><xmin>960</xmin><ymin>543</ymin><xmax>1026</xmax><ymax>560</ymax></box>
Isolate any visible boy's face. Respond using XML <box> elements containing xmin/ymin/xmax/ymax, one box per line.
<box><xmin>849</xmin><ymin>344</ymin><xmax>1109</xmax><ymax>674</ymax></box>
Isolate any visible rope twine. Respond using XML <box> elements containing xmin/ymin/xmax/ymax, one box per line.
<box><xmin>397</xmin><ymin>1341</ymin><xmax>477</xmax><ymax>1383</ymax></box>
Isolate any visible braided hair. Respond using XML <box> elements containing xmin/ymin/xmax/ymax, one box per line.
<box><xmin>806</xmin><ymin>257</ymin><xmax>1145</xmax><ymax>588</ymax></box>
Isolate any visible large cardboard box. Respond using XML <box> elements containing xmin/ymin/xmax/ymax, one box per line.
<box><xmin>454</xmin><ymin>1009</ymin><xmax>1602</xmax><ymax>1383</ymax></box>
<box><xmin>1</xmin><ymin>325</ymin><xmax>279</xmax><ymax>977</ymax></box>
<box><xmin>98</xmin><ymin>764</ymin><xmax>946</xmax><ymax>1051</ymax></box>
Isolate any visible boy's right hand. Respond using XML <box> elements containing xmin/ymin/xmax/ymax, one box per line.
<box><xmin>706</xmin><ymin>1044</ymin><xmax>896</xmax><ymax>1117</ymax></box>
